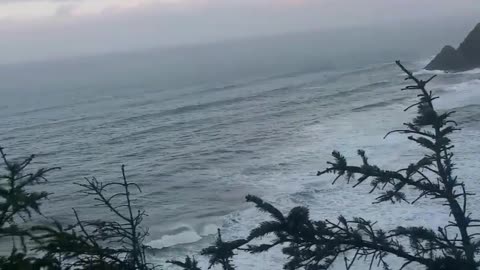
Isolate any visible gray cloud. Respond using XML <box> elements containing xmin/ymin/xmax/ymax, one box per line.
<box><xmin>0</xmin><ymin>0</ymin><xmax>479</xmax><ymax>64</ymax></box>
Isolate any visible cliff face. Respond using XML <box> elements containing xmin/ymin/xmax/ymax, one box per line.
<box><xmin>458</xmin><ymin>23</ymin><xmax>480</xmax><ymax>67</ymax></box>
<box><xmin>425</xmin><ymin>23</ymin><xmax>480</xmax><ymax>71</ymax></box>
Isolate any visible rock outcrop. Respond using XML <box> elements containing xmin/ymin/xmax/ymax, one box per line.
<box><xmin>426</xmin><ymin>23</ymin><xmax>480</xmax><ymax>71</ymax></box>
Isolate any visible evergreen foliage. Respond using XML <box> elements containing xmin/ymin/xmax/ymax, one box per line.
<box><xmin>0</xmin><ymin>147</ymin><xmax>60</xmax><ymax>269</ymax></box>
<box><xmin>0</xmin><ymin>61</ymin><xmax>478</xmax><ymax>270</ymax></box>
<box><xmin>172</xmin><ymin>61</ymin><xmax>479</xmax><ymax>270</ymax></box>
<box><xmin>167</xmin><ymin>256</ymin><xmax>201</xmax><ymax>270</ymax></box>
<box><xmin>0</xmin><ymin>149</ymin><xmax>153</xmax><ymax>269</ymax></box>
<box><xmin>31</xmin><ymin>165</ymin><xmax>152</xmax><ymax>269</ymax></box>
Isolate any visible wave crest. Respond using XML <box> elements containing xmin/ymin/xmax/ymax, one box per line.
<box><xmin>146</xmin><ymin>223</ymin><xmax>218</xmax><ymax>250</ymax></box>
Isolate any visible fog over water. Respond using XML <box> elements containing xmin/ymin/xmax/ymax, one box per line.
<box><xmin>0</xmin><ymin>0</ymin><xmax>479</xmax><ymax>63</ymax></box>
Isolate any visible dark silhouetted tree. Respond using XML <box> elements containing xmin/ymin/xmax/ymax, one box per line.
<box><xmin>171</xmin><ymin>229</ymin><xmax>247</xmax><ymax>270</ymax></box>
<box><xmin>173</xmin><ymin>61</ymin><xmax>480</xmax><ymax>270</ymax></box>
<box><xmin>0</xmin><ymin>147</ymin><xmax>60</xmax><ymax>269</ymax></box>
<box><xmin>0</xmin><ymin>147</ymin><xmax>154</xmax><ymax>269</ymax></box>
<box><xmin>32</xmin><ymin>165</ymin><xmax>153</xmax><ymax>269</ymax></box>
<box><xmin>168</xmin><ymin>256</ymin><xmax>202</xmax><ymax>270</ymax></box>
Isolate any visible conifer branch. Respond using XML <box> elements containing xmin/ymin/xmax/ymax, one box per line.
<box><xmin>176</xmin><ymin>62</ymin><xmax>480</xmax><ymax>270</ymax></box>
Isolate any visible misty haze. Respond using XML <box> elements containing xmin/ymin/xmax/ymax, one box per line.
<box><xmin>1</xmin><ymin>1</ymin><xmax>480</xmax><ymax>270</ymax></box>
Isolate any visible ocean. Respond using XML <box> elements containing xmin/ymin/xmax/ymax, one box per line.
<box><xmin>1</xmin><ymin>47</ymin><xmax>480</xmax><ymax>269</ymax></box>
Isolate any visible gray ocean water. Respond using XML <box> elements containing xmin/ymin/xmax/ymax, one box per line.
<box><xmin>1</xmin><ymin>46</ymin><xmax>480</xmax><ymax>268</ymax></box>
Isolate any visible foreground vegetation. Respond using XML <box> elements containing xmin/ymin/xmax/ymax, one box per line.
<box><xmin>0</xmin><ymin>62</ymin><xmax>478</xmax><ymax>269</ymax></box>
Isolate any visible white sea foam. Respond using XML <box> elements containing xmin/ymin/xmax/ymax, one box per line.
<box><xmin>413</xmin><ymin>69</ymin><xmax>448</xmax><ymax>76</ymax></box>
<box><xmin>460</xmin><ymin>67</ymin><xmax>480</xmax><ymax>75</ymax></box>
<box><xmin>436</xmin><ymin>79</ymin><xmax>480</xmax><ymax>110</ymax></box>
<box><xmin>146</xmin><ymin>223</ymin><xmax>219</xmax><ymax>250</ymax></box>
<box><xmin>147</xmin><ymin>231</ymin><xmax>202</xmax><ymax>250</ymax></box>
<box><xmin>199</xmin><ymin>223</ymin><xmax>219</xmax><ymax>236</ymax></box>
<box><xmin>450</xmin><ymin>79</ymin><xmax>480</xmax><ymax>92</ymax></box>
<box><xmin>411</xmin><ymin>67</ymin><xmax>480</xmax><ymax>77</ymax></box>
<box><xmin>199</xmin><ymin>72</ymin><xmax>480</xmax><ymax>269</ymax></box>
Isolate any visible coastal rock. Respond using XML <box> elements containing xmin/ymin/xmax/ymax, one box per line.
<box><xmin>426</xmin><ymin>23</ymin><xmax>480</xmax><ymax>71</ymax></box>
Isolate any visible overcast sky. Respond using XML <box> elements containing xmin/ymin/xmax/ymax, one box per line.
<box><xmin>0</xmin><ymin>0</ymin><xmax>479</xmax><ymax>64</ymax></box>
